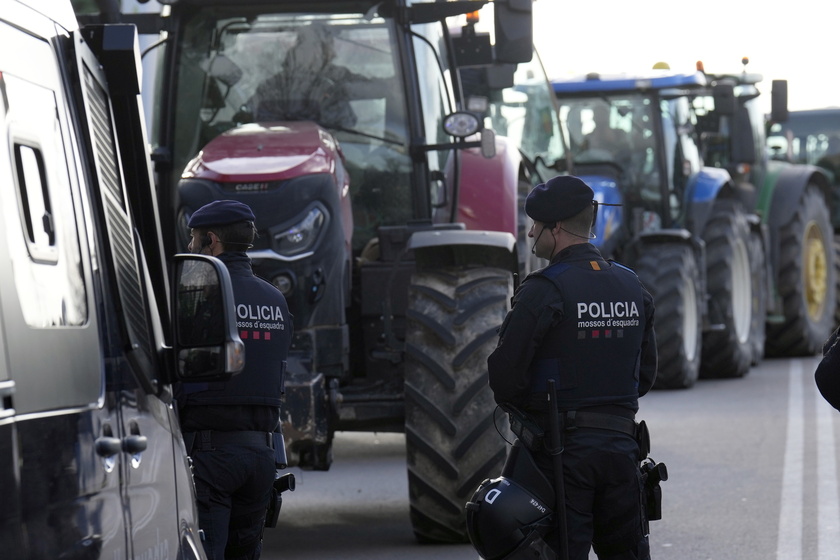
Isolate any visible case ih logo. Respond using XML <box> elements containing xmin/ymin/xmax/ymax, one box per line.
<box><xmin>233</xmin><ymin>182</ymin><xmax>270</xmax><ymax>192</ymax></box>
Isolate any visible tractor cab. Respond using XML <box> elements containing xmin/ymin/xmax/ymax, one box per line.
<box><xmin>552</xmin><ymin>70</ymin><xmax>707</xmax><ymax>258</ymax></box>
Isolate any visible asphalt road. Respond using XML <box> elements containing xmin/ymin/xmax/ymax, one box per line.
<box><xmin>262</xmin><ymin>355</ymin><xmax>840</xmax><ymax>560</ymax></box>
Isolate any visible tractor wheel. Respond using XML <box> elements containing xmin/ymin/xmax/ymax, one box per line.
<box><xmin>635</xmin><ymin>243</ymin><xmax>702</xmax><ymax>389</ymax></box>
<box><xmin>748</xmin><ymin>228</ymin><xmax>768</xmax><ymax>365</ymax></box>
<box><xmin>700</xmin><ymin>198</ymin><xmax>753</xmax><ymax>378</ymax></box>
<box><xmin>404</xmin><ymin>266</ymin><xmax>512</xmax><ymax>543</ymax></box>
<box><xmin>766</xmin><ymin>185</ymin><xmax>836</xmax><ymax>356</ymax></box>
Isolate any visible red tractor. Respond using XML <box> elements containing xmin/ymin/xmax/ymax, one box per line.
<box><xmin>87</xmin><ymin>0</ymin><xmax>567</xmax><ymax>543</ymax></box>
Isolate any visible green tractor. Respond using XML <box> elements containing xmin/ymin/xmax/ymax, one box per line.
<box><xmin>766</xmin><ymin>107</ymin><xmax>840</xmax><ymax>328</ymax></box>
<box><xmin>693</xmin><ymin>60</ymin><xmax>836</xmax><ymax>357</ymax></box>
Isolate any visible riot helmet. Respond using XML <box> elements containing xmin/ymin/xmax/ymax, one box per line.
<box><xmin>466</xmin><ymin>475</ymin><xmax>555</xmax><ymax>560</ymax></box>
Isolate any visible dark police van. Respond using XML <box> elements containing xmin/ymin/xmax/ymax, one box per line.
<box><xmin>0</xmin><ymin>2</ymin><xmax>244</xmax><ymax>558</ymax></box>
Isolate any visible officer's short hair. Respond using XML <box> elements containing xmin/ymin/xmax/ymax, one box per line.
<box><xmin>201</xmin><ymin>222</ymin><xmax>256</xmax><ymax>247</ymax></box>
<box><xmin>562</xmin><ymin>204</ymin><xmax>594</xmax><ymax>238</ymax></box>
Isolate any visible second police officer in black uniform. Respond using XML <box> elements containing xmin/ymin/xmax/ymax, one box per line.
<box><xmin>815</xmin><ymin>326</ymin><xmax>840</xmax><ymax>410</ymax></box>
<box><xmin>177</xmin><ymin>200</ymin><xmax>293</xmax><ymax>560</ymax></box>
<box><xmin>487</xmin><ymin>176</ymin><xmax>658</xmax><ymax>560</ymax></box>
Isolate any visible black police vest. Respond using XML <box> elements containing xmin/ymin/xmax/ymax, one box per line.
<box><xmin>180</xmin><ymin>253</ymin><xmax>291</xmax><ymax>408</ymax></box>
<box><xmin>527</xmin><ymin>260</ymin><xmax>646</xmax><ymax>409</ymax></box>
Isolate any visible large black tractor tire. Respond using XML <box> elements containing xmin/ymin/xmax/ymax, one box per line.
<box><xmin>766</xmin><ymin>185</ymin><xmax>836</xmax><ymax>356</ymax></box>
<box><xmin>748</xmin><ymin>228</ymin><xmax>768</xmax><ymax>365</ymax></box>
<box><xmin>700</xmin><ymin>198</ymin><xmax>753</xmax><ymax>378</ymax></box>
<box><xmin>635</xmin><ymin>243</ymin><xmax>702</xmax><ymax>389</ymax></box>
<box><xmin>404</xmin><ymin>266</ymin><xmax>512</xmax><ymax>543</ymax></box>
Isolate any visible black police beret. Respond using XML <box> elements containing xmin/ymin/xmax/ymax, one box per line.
<box><xmin>188</xmin><ymin>200</ymin><xmax>256</xmax><ymax>228</ymax></box>
<box><xmin>525</xmin><ymin>175</ymin><xmax>594</xmax><ymax>223</ymax></box>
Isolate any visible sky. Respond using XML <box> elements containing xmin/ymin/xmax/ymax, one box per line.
<box><xmin>531</xmin><ymin>0</ymin><xmax>840</xmax><ymax>113</ymax></box>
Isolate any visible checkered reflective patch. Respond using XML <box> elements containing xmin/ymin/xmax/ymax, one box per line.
<box><xmin>577</xmin><ymin>329</ymin><xmax>624</xmax><ymax>339</ymax></box>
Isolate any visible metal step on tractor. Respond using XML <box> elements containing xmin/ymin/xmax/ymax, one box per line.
<box><xmin>550</xmin><ymin>61</ymin><xmax>835</xmax><ymax>389</ymax></box>
<box><xmin>82</xmin><ymin>0</ymin><xmax>569</xmax><ymax>544</ymax></box>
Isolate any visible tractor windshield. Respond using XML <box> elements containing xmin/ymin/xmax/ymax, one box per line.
<box><xmin>480</xmin><ymin>51</ymin><xmax>567</xmax><ymax>179</ymax></box>
<box><xmin>659</xmin><ymin>95</ymin><xmax>702</xmax><ymax>223</ymax></box>
<box><xmin>557</xmin><ymin>94</ymin><xmax>659</xmax><ymax>201</ymax></box>
<box><xmin>768</xmin><ymin>110</ymin><xmax>840</xmax><ymax>168</ymax></box>
<box><xmin>172</xmin><ymin>10</ymin><xmax>413</xmax><ymax>251</ymax></box>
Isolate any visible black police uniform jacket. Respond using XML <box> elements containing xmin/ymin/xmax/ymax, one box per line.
<box><xmin>178</xmin><ymin>252</ymin><xmax>293</xmax><ymax>430</ymax></box>
<box><xmin>488</xmin><ymin>243</ymin><xmax>656</xmax><ymax>413</ymax></box>
<box><xmin>816</xmin><ymin>326</ymin><xmax>840</xmax><ymax>410</ymax></box>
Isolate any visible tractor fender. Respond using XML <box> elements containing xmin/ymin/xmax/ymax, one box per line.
<box><xmin>457</xmin><ymin>135</ymin><xmax>522</xmax><ymax>237</ymax></box>
<box><xmin>684</xmin><ymin>166</ymin><xmax>735</xmax><ymax>235</ymax></box>
<box><xmin>762</xmin><ymin>162</ymin><xmax>832</xmax><ymax>321</ymax></box>
<box><xmin>765</xmin><ymin>161</ymin><xmax>831</xmax><ymax>230</ymax></box>
<box><xmin>634</xmin><ymin>227</ymin><xmax>705</xmax><ymax>260</ymax></box>
<box><xmin>408</xmin><ymin>229</ymin><xmax>519</xmax><ymax>276</ymax></box>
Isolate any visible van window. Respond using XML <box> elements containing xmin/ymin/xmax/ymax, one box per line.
<box><xmin>0</xmin><ymin>23</ymin><xmax>101</xmax><ymax>413</ymax></box>
<box><xmin>4</xmin><ymin>73</ymin><xmax>88</xmax><ymax>328</ymax></box>
<box><xmin>14</xmin><ymin>144</ymin><xmax>56</xmax><ymax>262</ymax></box>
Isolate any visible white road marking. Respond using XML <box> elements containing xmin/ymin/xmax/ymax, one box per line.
<box><xmin>816</xmin><ymin>373</ymin><xmax>840</xmax><ymax>560</ymax></box>
<box><xmin>777</xmin><ymin>359</ymin><xmax>803</xmax><ymax>560</ymax></box>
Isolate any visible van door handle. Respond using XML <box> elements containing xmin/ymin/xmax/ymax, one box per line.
<box><xmin>0</xmin><ymin>380</ymin><xmax>14</xmax><ymax>419</ymax></box>
<box><xmin>122</xmin><ymin>435</ymin><xmax>148</xmax><ymax>454</ymax></box>
<box><xmin>95</xmin><ymin>436</ymin><xmax>122</xmax><ymax>458</ymax></box>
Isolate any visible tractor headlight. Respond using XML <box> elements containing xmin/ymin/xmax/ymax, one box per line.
<box><xmin>273</xmin><ymin>206</ymin><xmax>326</xmax><ymax>256</ymax></box>
<box><xmin>443</xmin><ymin>111</ymin><xmax>482</xmax><ymax>138</ymax></box>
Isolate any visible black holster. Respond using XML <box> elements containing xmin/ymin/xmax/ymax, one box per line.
<box><xmin>640</xmin><ymin>458</ymin><xmax>667</xmax><ymax>525</ymax></box>
<box><xmin>636</xmin><ymin>418</ymin><xmax>666</xmax><ymax>530</ymax></box>
<box><xmin>265</xmin><ymin>428</ymin><xmax>295</xmax><ymax>528</ymax></box>
<box><xmin>265</xmin><ymin>472</ymin><xmax>296</xmax><ymax>528</ymax></box>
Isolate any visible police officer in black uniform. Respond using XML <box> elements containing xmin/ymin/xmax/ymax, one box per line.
<box><xmin>487</xmin><ymin>176</ymin><xmax>657</xmax><ymax>560</ymax></box>
<box><xmin>816</xmin><ymin>327</ymin><xmax>840</xmax><ymax>410</ymax></box>
<box><xmin>177</xmin><ymin>200</ymin><xmax>293</xmax><ymax>560</ymax></box>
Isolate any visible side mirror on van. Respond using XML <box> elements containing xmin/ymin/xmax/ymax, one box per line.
<box><xmin>173</xmin><ymin>254</ymin><xmax>245</xmax><ymax>380</ymax></box>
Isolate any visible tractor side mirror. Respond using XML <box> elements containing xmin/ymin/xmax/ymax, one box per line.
<box><xmin>771</xmin><ymin>80</ymin><xmax>789</xmax><ymax>124</ymax></box>
<box><xmin>713</xmin><ymin>83</ymin><xmax>736</xmax><ymax>116</ymax></box>
<box><xmin>494</xmin><ymin>0</ymin><xmax>533</xmax><ymax>64</ymax></box>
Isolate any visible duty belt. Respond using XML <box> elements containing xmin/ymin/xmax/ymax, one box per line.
<box><xmin>185</xmin><ymin>430</ymin><xmax>274</xmax><ymax>452</ymax></box>
<box><xmin>560</xmin><ymin>410</ymin><xmax>637</xmax><ymax>437</ymax></box>
<box><xmin>504</xmin><ymin>405</ymin><xmax>639</xmax><ymax>453</ymax></box>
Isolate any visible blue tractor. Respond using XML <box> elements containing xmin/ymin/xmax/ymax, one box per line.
<box><xmin>551</xmin><ymin>70</ymin><xmax>758</xmax><ymax>389</ymax></box>
<box><xmin>552</xmin><ymin>65</ymin><xmax>837</xmax><ymax>389</ymax></box>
